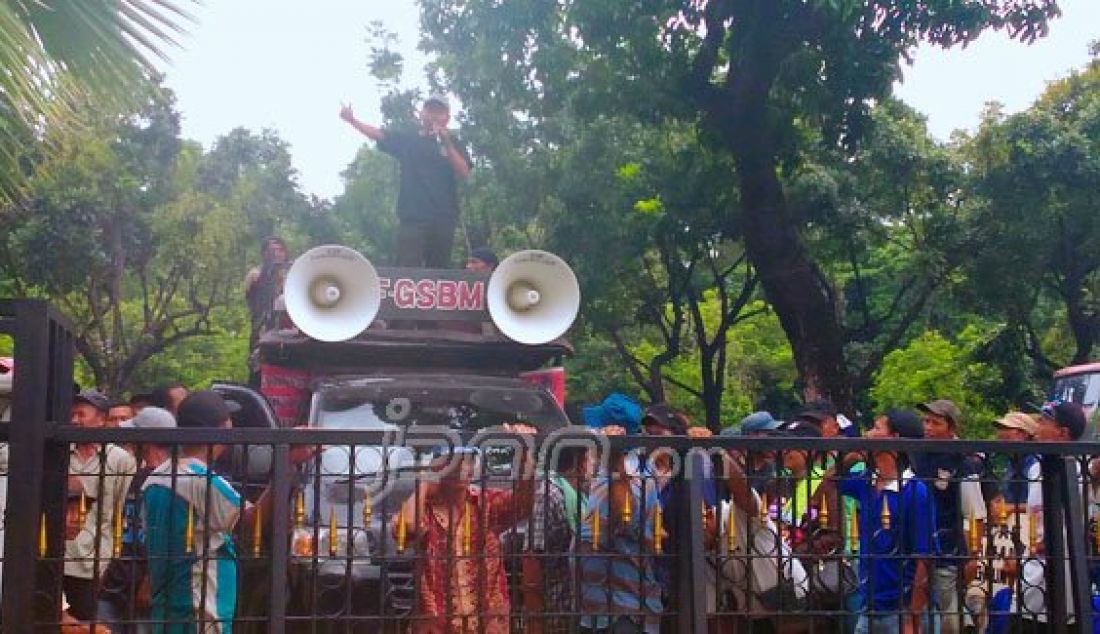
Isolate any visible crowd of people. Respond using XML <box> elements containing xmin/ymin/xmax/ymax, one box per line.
<box><xmin>57</xmin><ymin>383</ymin><xmax>313</xmax><ymax>633</ymax></box>
<box><xmin>389</xmin><ymin>395</ymin><xmax>1100</xmax><ymax>634</ymax></box>
<box><xmin>35</xmin><ymin>377</ymin><xmax>1100</xmax><ymax>633</ymax></box>
<box><xmin>29</xmin><ymin>93</ymin><xmax>1098</xmax><ymax>632</ymax></box>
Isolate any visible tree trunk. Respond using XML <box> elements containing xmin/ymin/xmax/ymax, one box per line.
<box><xmin>716</xmin><ymin>18</ymin><xmax>855</xmax><ymax>412</ymax></box>
<box><xmin>699</xmin><ymin>341</ymin><xmax>724</xmax><ymax>432</ymax></box>
<box><xmin>735</xmin><ymin>162</ymin><xmax>851</xmax><ymax>409</ymax></box>
<box><xmin>1064</xmin><ymin>277</ymin><xmax>1097</xmax><ymax>365</ymax></box>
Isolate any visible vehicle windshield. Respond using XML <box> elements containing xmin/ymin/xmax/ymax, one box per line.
<box><xmin>1052</xmin><ymin>372</ymin><xmax>1100</xmax><ymax>408</ymax></box>
<box><xmin>316</xmin><ymin>383</ymin><xmax>565</xmax><ymax>431</ymax></box>
<box><xmin>313</xmin><ymin>381</ymin><xmax>567</xmax><ymax>476</ymax></box>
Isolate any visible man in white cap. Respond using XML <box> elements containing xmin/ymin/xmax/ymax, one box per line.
<box><xmin>97</xmin><ymin>406</ymin><xmax>177</xmax><ymax>627</ymax></box>
<box><xmin>339</xmin><ymin>94</ymin><xmax>473</xmax><ymax>268</ymax></box>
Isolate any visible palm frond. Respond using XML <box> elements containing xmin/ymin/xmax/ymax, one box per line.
<box><xmin>0</xmin><ymin>0</ymin><xmax>200</xmax><ymax>206</ymax></box>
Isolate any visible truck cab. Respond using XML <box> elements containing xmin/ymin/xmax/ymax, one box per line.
<box><xmin>1051</xmin><ymin>362</ymin><xmax>1100</xmax><ymax>438</ymax></box>
<box><xmin>242</xmin><ymin>326</ymin><xmax>571</xmax><ymax>627</ymax></box>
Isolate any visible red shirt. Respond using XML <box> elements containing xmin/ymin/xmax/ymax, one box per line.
<box><xmin>413</xmin><ymin>487</ymin><xmax>528</xmax><ymax>634</ymax></box>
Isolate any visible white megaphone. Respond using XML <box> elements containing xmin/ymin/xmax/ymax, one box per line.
<box><xmin>487</xmin><ymin>250</ymin><xmax>580</xmax><ymax>345</ymax></box>
<box><xmin>284</xmin><ymin>245</ymin><xmax>381</xmax><ymax>342</ymax></box>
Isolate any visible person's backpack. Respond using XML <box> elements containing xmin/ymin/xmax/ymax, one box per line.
<box><xmin>793</xmin><ymin>519</ymin><xmax>857</xmax><ymax>610</ymax></box>
<box><xmin>98</xmin><ymin>475</ymin><xmax>151</xmax><ymax>616</ymax></box>
<box><xmin>712</xmin><ymin>499</ymin><xmax>808</xmax><ymax>614</ymax></box>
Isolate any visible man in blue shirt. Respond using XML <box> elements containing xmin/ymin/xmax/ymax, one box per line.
<box><xmin>838</xmin><ymin>410</ymin><xmax>934</xmax><ymax>634</ymax></box>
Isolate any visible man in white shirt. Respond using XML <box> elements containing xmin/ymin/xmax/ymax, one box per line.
<box><xmin>65</xmin><ymin>389</ymin><xmax>136</xmax><ymax>621</ymax></box>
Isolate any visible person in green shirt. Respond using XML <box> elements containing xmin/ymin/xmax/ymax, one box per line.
<box><xmin>776</xmin><ymin>421</ymin><xmax>834</xmax><ymax>531</ymax></box>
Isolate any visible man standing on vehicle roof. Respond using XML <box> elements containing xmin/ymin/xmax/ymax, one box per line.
<box><xmin>340</xmin><ymin>94</ymin><xmax>473</xmax><ymax>268</ymax></box>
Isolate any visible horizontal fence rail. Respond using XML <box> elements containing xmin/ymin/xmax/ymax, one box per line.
<box><xmin>3</xmin><ymin>425</ymin><xmax>1099</xmax><ymax>633</ymax></box>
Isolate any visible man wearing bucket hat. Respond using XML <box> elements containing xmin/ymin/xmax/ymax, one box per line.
<box><xmin>582</xmin><ymin>392</ymin><xmax>644</xmax><ymax>436</ymax></box>
<box><xmin>578</xmin><ymin>394</ymin><xmax>664</xmax><ymax>632</ymax></box>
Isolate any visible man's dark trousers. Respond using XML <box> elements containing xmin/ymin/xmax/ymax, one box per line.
<box><xmin>395</xmin><ymin>218</ymin><xmax>457</xmax><ymax>268</ymax></box>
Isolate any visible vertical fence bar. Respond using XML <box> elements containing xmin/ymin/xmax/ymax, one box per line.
<box><xmin>1</xmin><ymin>300</ymin><xmax>72</xmax><ymax>631</ymax></box>
<box><xmin>43</xmin><ymin>314</ymin><xmax>73</xmax><ymax>620</ymax></box>
<box><xmin>1041</xmin><ymin>455</ymin><xmax>1069</xmax><ymax>633</ymax></box>
<box><xmin>269</xmin><ymin>444</ymin><xmax>291</xmax><ymax>634</ymax></box>
<box><xmin>676</xmin><ymin>450</ymin><xmax>707</xmax><ymax>634</ymax></box>
<box><xmin>1062</xmin><ymin>457</ymin><xmax>1093</xmax><ymax>632</ymax></box>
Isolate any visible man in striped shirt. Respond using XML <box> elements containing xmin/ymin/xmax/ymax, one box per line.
<box><xmin>142</xmin><ymin>392</ymin><xmax>243</xmax><ymax>633</ymax></box>
<box><xmin>142</xmin><ymin>391</ymin><xmax>313</xmax><ymax>633</ymax></box>
<box><xmin>578</xmin><ymin>396</ymin><xmax>663</xmax><ymax>634</ymax></box>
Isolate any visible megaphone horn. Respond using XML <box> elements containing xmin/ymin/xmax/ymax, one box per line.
<box><xmin>488</xmin><ymin>250</ymin><xmax>580</xmax><ymax>345</ymax></box>
<box><xmin>284</xmin><ymin>245</ymin><xmax>381</xmax><ymax>342</ymax></box>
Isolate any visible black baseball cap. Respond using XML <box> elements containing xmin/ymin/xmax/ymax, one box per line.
<box><xmin>468</xmin><ymin>247</ymin><xmax>499</xmax><ymax>268</ymax></box>
<box><xmin>1039</xmin><ymin>400</ymin><xmax>1087</xmax><ymax>440</ymax></box>
<box><xmin>74</xmin><ymin>389</ymin><xmax>110</xmax><ymax>413</ymax></box>
<box><xmin>775</xmin><ymin>421</ymin><xmax>822</xmax><ymax>438</ymax></box>
<box><xmin>885</xmin><ymin>410</ymin><xmax>924</xmax><ymax>439</ymax></box>
<box><xmin>176</xmin><ymin>391</ymin><xmax>234</xmax><ymax>429</ymax></box>
<box><xmin>795</xmin><ymin>408</ymin><xmax>830</xmax><ymax>426</ymax></box>
<box><xmin>643</xmin><ymin>403</ymin><xmax>689</xmax><ymax>435</ymax></box>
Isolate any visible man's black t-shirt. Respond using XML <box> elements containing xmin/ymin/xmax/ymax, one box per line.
<box><xmin>377</xmin><ymin>129</ymin><xmax>471</xmax><ymax>222</ymax></box>
<box><xmin>913</xmin><ymin>451</ymin><xmax>983</xmax><ymax>563</ymax></box>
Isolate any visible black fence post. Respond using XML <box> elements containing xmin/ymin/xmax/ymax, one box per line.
<box><xmin>1062</xmin><ymin>456</ymin><xmax>1094</xmax><ymax>632</ymax></box>
<box><xmin>1</xmin><ymin>300</ymin><xmax>73</xmax><ymax>631</ymax></box>
<box><xmin>1041</xmin><ymin>454</ymin><xmax>1069</xmax><ymax>633</ymax></box>
<box><xmin>676</xmin><ymin>450</ymin><xmax>707</xmax><ymax>634</ymax></box>
<box><xmin>268</xmin><ymin>444</ymin><xmax>291</xmax><ymax>634</ymax></box>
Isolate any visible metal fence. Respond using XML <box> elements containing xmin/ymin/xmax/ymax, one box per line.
<box><xmin>1</xmin><ymin>299</ymin><xmax>1098</xmax><ymax>634</ymax></box>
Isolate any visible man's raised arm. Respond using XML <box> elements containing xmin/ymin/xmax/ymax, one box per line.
<box><xmin>339</xmin><ymin>104</ymin><xmax>385</xmax><ymax>143</ymax></box>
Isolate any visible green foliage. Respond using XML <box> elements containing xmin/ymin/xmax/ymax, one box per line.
<box><xmin>870</xmin><ymin>328</ymin><xmax>1004</xmax><ymax>437</ymax></box>
<box><xmin>0</xmin><ymin>1</ymin><xmax>200</xmax><ymax>204</ymax></box>
<box><xmin>327</xmin><ymin>147</ymin><xmax>400</xmax><ymax>263</ymax></box>
<box><xmin>967</xmin><ymin>58</ymin><xmax>1100</xmax><ymax>366</ymax></box>
<box><xmin>128</xmin><ymin>306</ymin><xmax>251</xmax><ymax>392</ymax></box>
<box><xmin>0</xmin><ymin>87</ymin><xmax>314</xmax><ymax>394</ymax></box>
<box><xmin>416</xmin><ymin>0</ymin><xmax>1060</xmax><ymax>410</ymax></box>
<box><xmin>631</xmin><ymin>299</ymin><xmax>798</xmax><ymax>426</ymax></box>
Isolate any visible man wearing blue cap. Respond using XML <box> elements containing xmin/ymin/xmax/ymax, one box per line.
<box><xmin>340</xmin><ymin>94</ymin><xmax>473</xmax><ymax>268</ymax></box>
<box><xmin>578</xmin><ymin>393</ymin><xmax>663</xmax><ymax>632</ymax></box>
<box><xmin>735</xmin><ymin>410</ymin><xmax>782</xmax><ymax>436</ymax></box>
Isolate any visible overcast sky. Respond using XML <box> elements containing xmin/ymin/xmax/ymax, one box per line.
<box><xmin>156</xmin><ymin>0</ymin><xmax>1100</xmax><ymax>201</ymax></box>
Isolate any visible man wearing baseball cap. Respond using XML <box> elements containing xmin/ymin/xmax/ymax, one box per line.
<box><xmin>142</xmin><ymin>391</ymin><xmax>313</xmax><ymax>631</ymax></box>
<box><xmin>733</xmin><ymin>410</ymin><xmax>782</xmax><ymax>436</ymax></box>
<box><xmin>1019</xmin><ymin>400</ymin><xmax>1089</xmax><ymax>627</ymax></box>
<box><xmin>837</xmin><ymin>409</ymin><xmax>934</xmax><ymax>633</ymax></box>
<box><xmin>1035</xmin><ymin>399</ymin><xmax>1087</xmax><ymax>442</ymax></box>
<box><xmin>914</xmin><ymin>398</ymin><xmax>986</xmax><ymax>634</ymax></box>
<box><xmin>99</xmin><ymin>406</ymin><xmax>176</xmax><ymax>625</ymax></box>
<box><xmin>991</xmin><ymin>412</ymin><xmax>1039</xmax><ymax>514</ymax></box>
<box><xmin>340</xmin><ymin>94</ymin><xmax>473</xmax><ymax>268</ymax></box>
<box><xmin>66</xmin><ymin>389</ymin><xmax>137</xmax><ymax>621</ymax></box>
<box><xmin>465</xmin><ymin>246</ymin><xmax>499</xmax><ymax>273</ymax></box>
